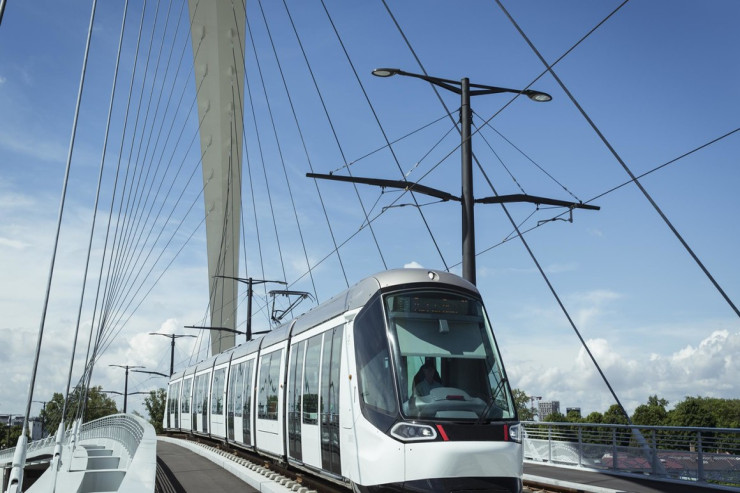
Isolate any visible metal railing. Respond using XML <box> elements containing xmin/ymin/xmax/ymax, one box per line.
<box><xmin>77</xmin><ymin>414</ymin><xmax>146</xmax><ymax>461</ymax></box>
<box><xmin>0</xmin><ymin>414</ymin><xmax>146</xmax><ymax>466</ymax></box>
<box><xmin>523</xmin><ymin>421</ymin><xmax>740</xmax><ymax>487</ymax></box>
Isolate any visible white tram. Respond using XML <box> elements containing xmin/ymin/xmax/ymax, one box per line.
<box><xmin>164</xmin><ymin>269</ymin><xmax>523</xmax><ymax>492</ymax></box>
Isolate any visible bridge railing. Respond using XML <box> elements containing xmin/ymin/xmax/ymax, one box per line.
<box><xmin>77</xmin><ymin>414</ymin><xmax>146</xmax><ymax>461</ymax></box>
<box><xmin>0</xmin><ymin>414</ymin><xmax>147</xmax><ymax>466</ymax></box>
<box><xmin>523</xmin><ymin>421</ymin><xmax>740</xmax><ymax>487</ymax></box>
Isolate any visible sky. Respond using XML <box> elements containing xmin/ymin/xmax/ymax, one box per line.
<box><xmin>0</xmin><ymin>0</ymin><xmax>739</xmax><ymax>421</ymax></box>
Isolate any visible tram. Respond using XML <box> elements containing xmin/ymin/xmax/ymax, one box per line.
<box><xmin>164</xmin><ymin>269</ymin><xmax>523</xmax><ymax>492</ymax></box>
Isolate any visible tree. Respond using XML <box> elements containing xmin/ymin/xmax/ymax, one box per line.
<box><xmin>602</xmin><ymin>404</ymin><xmax>629</xmax><ymax>425</ymax></box>
<box><xmin>511</xmin><ymin>388</ymin><xmax>535</xmax><ymax>421</ymax></box>
<box><xmin>39</xmin><ymin>386</ymin><xmax>118</xmax><ymax>434</ymax></box>
<box><xmin>632</xmin><ymin>395</ymin><xmax>668</xmax><ymax>426</ymax></box>
<box><xmin>144</xmin><ymin>388</ymin><xmax>167</xmax><ymax>435</ymax></box>
<box><xmin>543</xmin><ymin>411</ymin><xmax>568</xmax><ymax>423</ymax></box>
<box><xmin>1</xmin><ymin>425</ymin><xmax>23</xmax><ymax>449</ymax></box>
<box><xmin>667</xmin><ymin>397</ymin><xmax>717</xmax><ymax>428</ymax></box>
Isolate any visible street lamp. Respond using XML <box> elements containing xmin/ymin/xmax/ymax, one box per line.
<box><xmin>109</xmin><ymin>365</ymin><xmax>144</xmax><ymax>413</ymax></box>
<box><xmin>373</xmin><ymin>68</ymin><xmax>550</xmax><ymax>285</ymax></box>
<box><xmin>148</xmin><ymin>333</ymin><xmax>196</xmax><ymax>377</ymax></box>
<box><xmin>309</xmin><ymin>68</ymin><xmax>597</xmax><ymax>285</ymax></box>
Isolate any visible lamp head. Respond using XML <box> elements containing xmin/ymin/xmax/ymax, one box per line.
<box><xmin>524</xmin><ymin>89</ymin><xmax>552</xmax><ymax>102</ymax></box>
<box><xmin>372</xmin><ymin>67</ymin><xmax>400</xmax><ymax>78</ymax></box>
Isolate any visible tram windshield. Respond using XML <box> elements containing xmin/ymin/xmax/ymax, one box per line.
<box><xmin>384</xmin><ymin>291</ymin><xmax>515</xmax><ymax>421</ymax></box>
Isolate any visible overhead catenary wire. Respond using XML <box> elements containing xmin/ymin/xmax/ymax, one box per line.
<box><xmin>472</xmin><ymin>126</ymin><xmax>740</xmax><ymax>259</ymax></box>
<box><xmin>471</xmin><ymin>117</ymin><xmax>528</xmax><ymax>195</ymax></box>
<box><xmin>472</xmin><ymin>111</ymin><xmax>583</xmax><ymax>201</ymax></box>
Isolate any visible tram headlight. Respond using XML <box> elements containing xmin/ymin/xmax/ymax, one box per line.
<box><xmin>390</xmin><ymin>422</ymin><xmax>438</xmax><ymax>442</ymax></box>
<box><xmin>508</xmin><ymin>423</ymin><xmax>522</xmax><ymax>443</ymax></box>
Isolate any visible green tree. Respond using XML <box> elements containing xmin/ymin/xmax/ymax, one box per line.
<box><xmin>582</xmin><ymin>411</ymin><xmax>606</xmax><ymax>445</ymax></box>
<box><xmin>511</xmin><ymin>388</ymin><xmax>536</xmax><ymax>421</ymax></box>
<box><xmin>667</xmin><ymin>397</ymin><xmax>717</xmax><ymax>428</ymax></box>
<box><xmin>39</xmin><ymin>386</ymin><xmax>118</xmax><ymax>434</ymax></box>
<box><xmin>543</xmin><ymin>411</ymin><xmax>568</xmax><ymax>422</ymax></box>
<box><xmin>1</xmin><ymin>425</ymin><xmax>23</xmax><ymax>449</ymax></box>
<box><xmin>632</xmin><ymin>395</ymin><xmax>668</xmax><ymax>426</ymax></box>
<box><xmin>697</xmin><ymin>398</ymin><xmax>740</xmax><ymax>429</ymax></box>
<box><xmin>602</xmin><ymin>404</ymin><xmax>629</xmax><ymax>425</ymax></box>
<box><xmin>144</xmin><ymin>388</ymin><xmax>167</xmax><ymax>434</ymax></box>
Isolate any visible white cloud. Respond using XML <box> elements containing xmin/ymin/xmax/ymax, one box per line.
<box><xmin>507</xmin><ymin>329</ymin><xmax>740</xmax><ymax>416</ymax></box>
<box><xmin>404</xmin><ymin>261</ymin><xmax>424</xmax><ymax>269</ymax></box>
<box><xmin>0</xmin><ymin>237</ymin><xmax>27</xmax><ymax>249</ymax></box>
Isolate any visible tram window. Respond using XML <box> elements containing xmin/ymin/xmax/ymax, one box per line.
<box><xmin>172</xmin><ymin>382</ymin><xmax>181</xmax><ymax>414</ymax></box>
<box><xmin>211</xmin><ymin>369</ymin><xmax>225</xmax><ymax>414</ymax></box>
<box><xmin>232</xmin><ymin>363</ymin><xmax>244</xmax><ymax>417</ymax></box>
<box><xmin>181</xmin><ymin>378</ymin><xmax>192</xmax><ymax>414</ymax></box>
<box><xmin>386</xmin><ymin>291</ymin><xmax>515</xmax><ymax>421</ymax></box>
<box><xmin>303</xmin><ymin>334</ymin><xmax>322</xmax><ymax>424</ymax></box>
<box><xmin>194</xmin><ymin>375</ymin><xmax>204</xmax><ymax>413</ymax></box>
<box><xmin>243</xmin><ymin>360</ymin><xmax>253</xmax><ymax>441</ymax></box>
<box><xmin>200</xmin><ymin>375</ymin><xmax>209</xmax><ymax>413</ymax></box>
<box><xmin>354</xmin><ymin>296</ymin><xmax>398</xmax><ymax>425</ymax></box>
<box><xmin>258</xmin><ymin>351</ymin><xmax>282</xmax><ymax>420</ymax></box>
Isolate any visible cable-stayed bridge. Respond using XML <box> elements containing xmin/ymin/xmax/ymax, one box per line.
<box><xmin>0</xmin><ymin>0</ymin><xmax>738</xmax><ymax>492</ymax></box>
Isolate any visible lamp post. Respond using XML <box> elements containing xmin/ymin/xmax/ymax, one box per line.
<box><xmin>109</xmin><ymin>365</ymin><xmax>144</xmax><ymax>413</ymax></box>
<box><xmin>308</xmin><ymin>68</ymin><xmax>598</xmax><ymax>285</ymax></box>
<box><xmin>372</xmin><ymin>68</ymin><xmax>551</xmax><ymax>285</ymax></box>
<box><xmin>148</xmin><ymin>333</ymin><xmax>196</xmax><ymax>377</ymax></box>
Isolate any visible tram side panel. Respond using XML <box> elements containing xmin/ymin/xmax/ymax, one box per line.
<box><xmin>338</xmin><ymin>312</ymin><xmax>361</xmax><ymax>483</ymax></box>
<box><xmin>348</xmin><ymin>296</ymin><xmax>405</xmax><ymax>488</ymax></box>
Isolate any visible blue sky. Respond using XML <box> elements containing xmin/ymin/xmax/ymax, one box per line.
<box><xmin>0</xmin><ymin>0</ymin><xmax>738</xmax><ymax>419</ymax></box>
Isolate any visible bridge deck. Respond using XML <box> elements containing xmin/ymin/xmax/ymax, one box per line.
<box><xmin>154</xmin><ymin>439</ymin><xmax>727</xmax><ymax>493</ymax></box>
<box><xmin>156</xmin><ymin>440</ymin><xmax>258</xmax><ymax>493</ymax></box>
<box><xmin>524</xmin><ymin>463</ymin><xmax>726</xmax><ymax>493</ymax></box>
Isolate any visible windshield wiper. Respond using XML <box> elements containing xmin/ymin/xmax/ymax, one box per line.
<box><xmin>475</xmin><ymin>377</ymin><xmax>507</xmax><ymax>425</ymax></box>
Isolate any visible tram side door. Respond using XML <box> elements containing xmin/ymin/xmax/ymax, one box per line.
<box><xmin>300</xmin><ymin>333</ymin><xmax>323</xmax><ymax>469</ymax></box>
